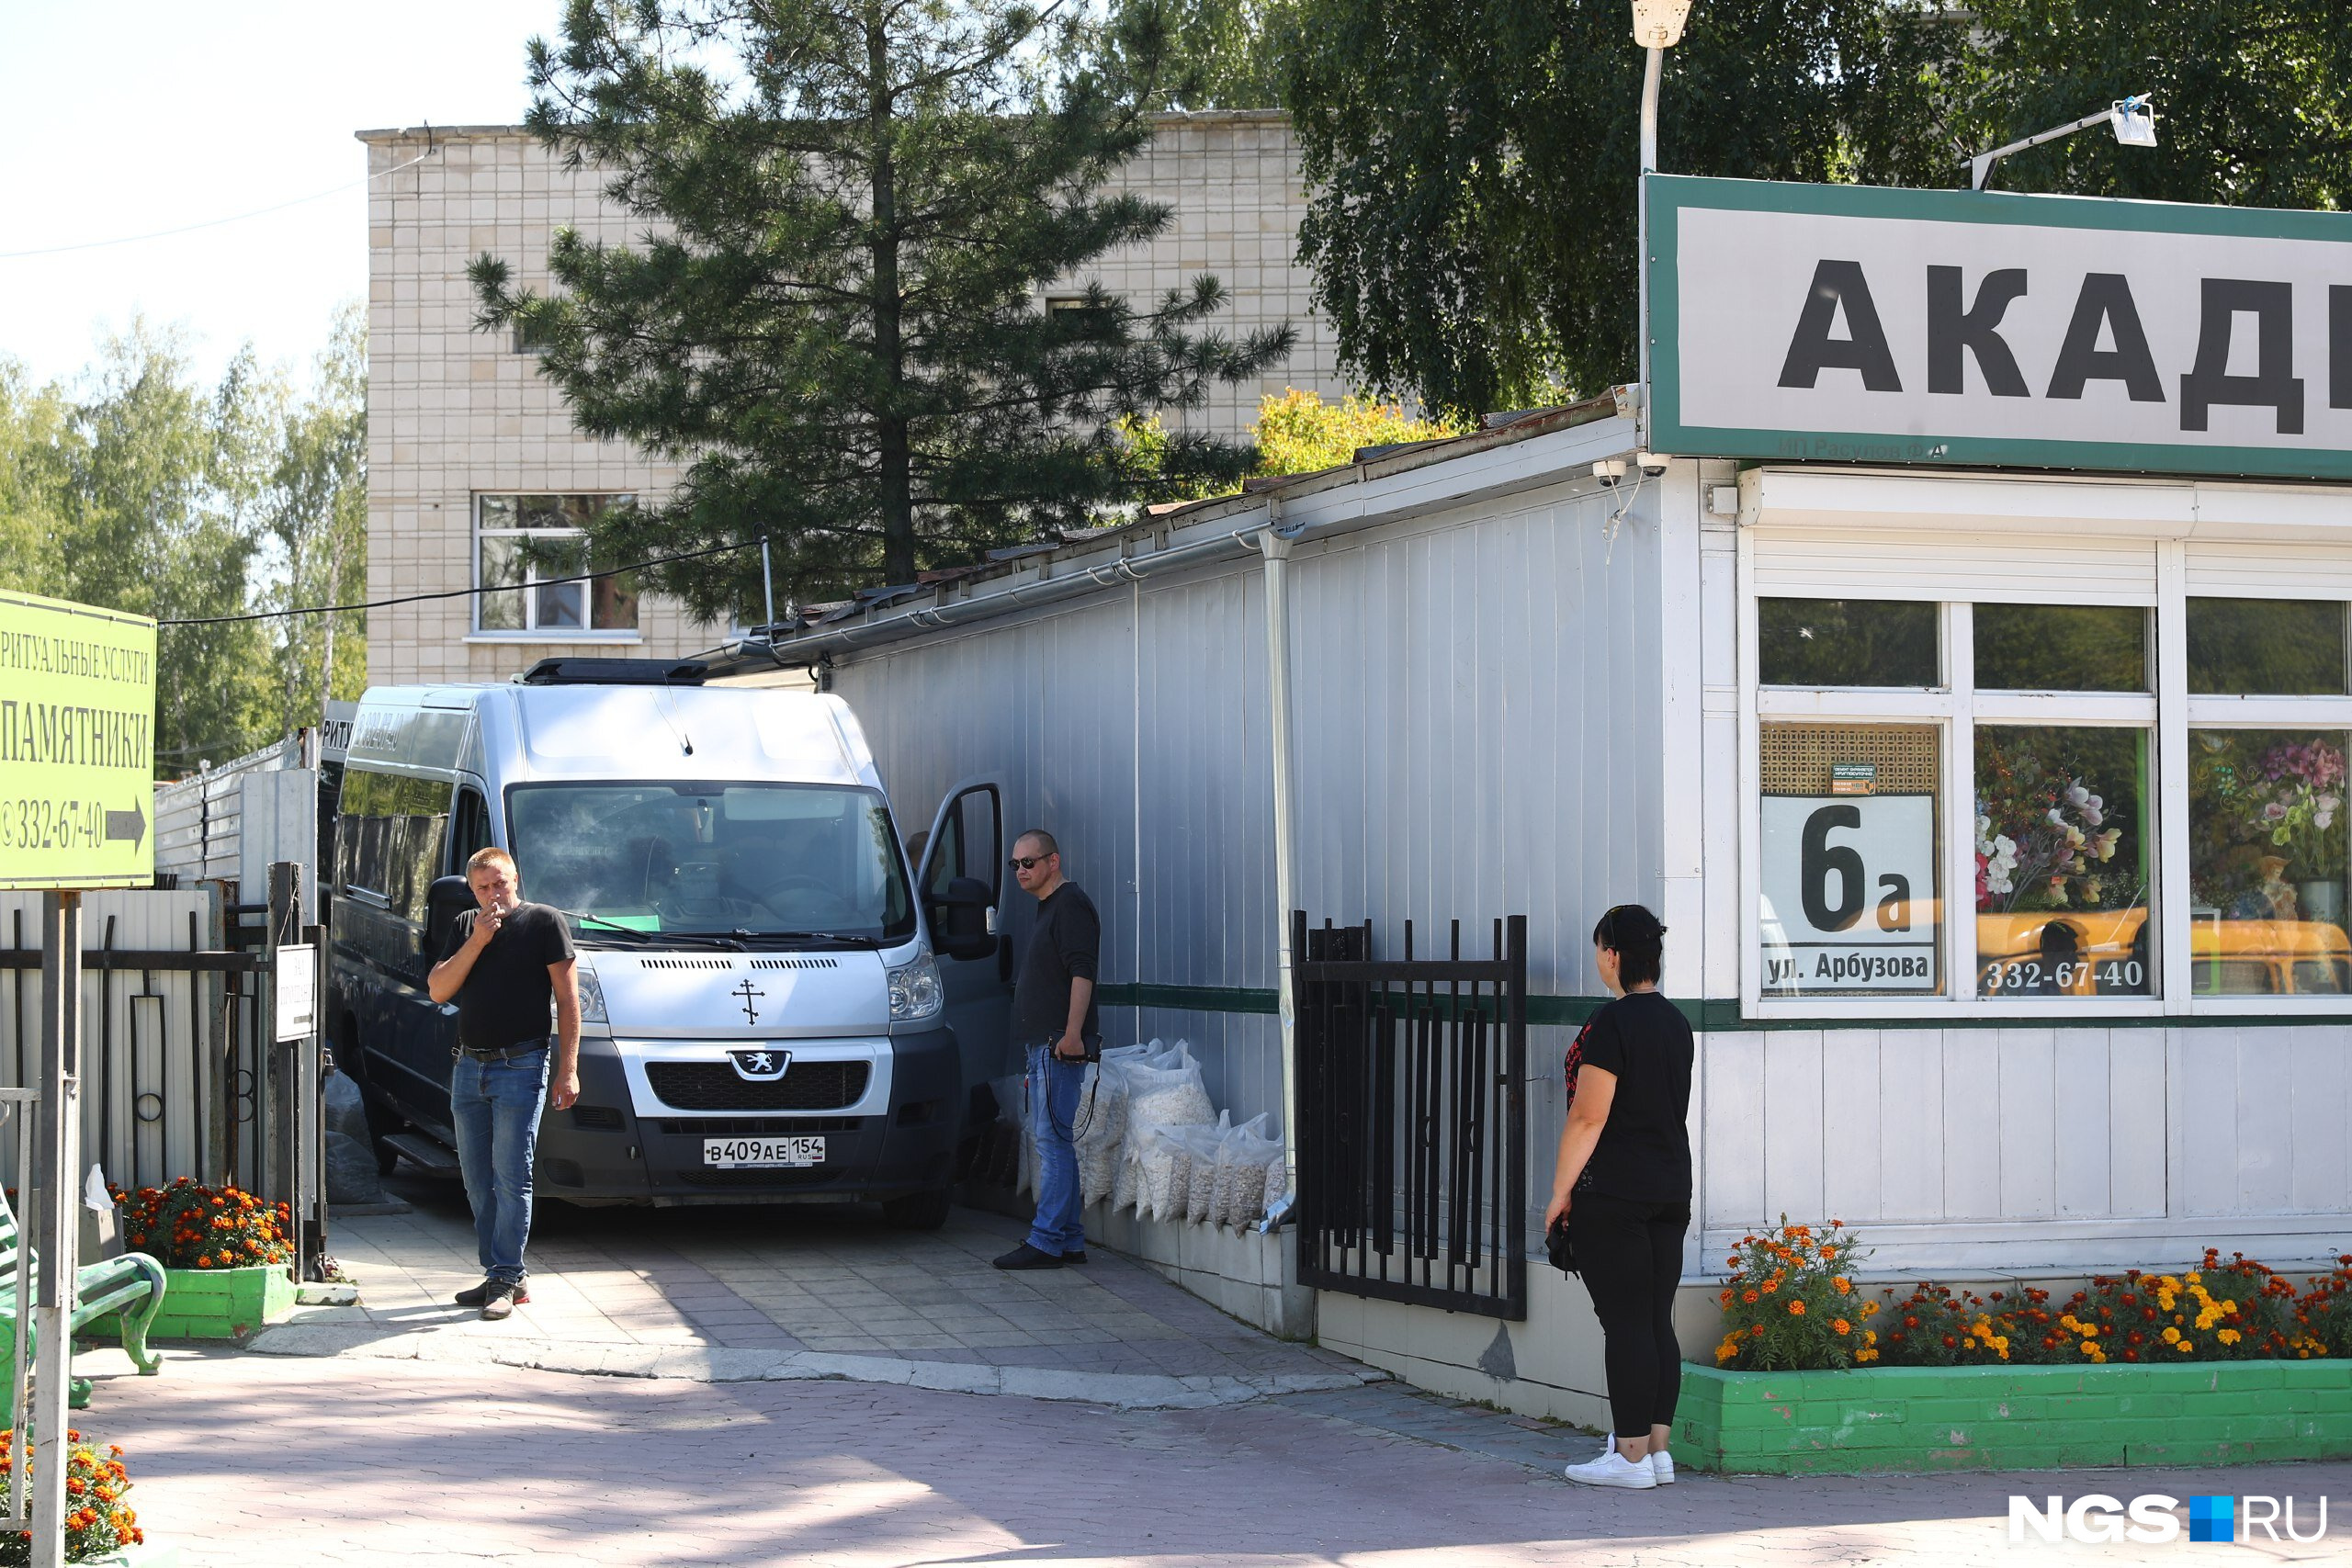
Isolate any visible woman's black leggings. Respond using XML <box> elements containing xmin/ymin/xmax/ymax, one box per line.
<box><xmin>1572</xmin><ymin>1193</ymin><xmax>1692</xmax><ymax>1440</ymax></box>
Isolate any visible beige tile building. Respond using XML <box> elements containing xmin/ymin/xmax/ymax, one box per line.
<box><xmin>356</xmin><ymin>111</ymin><xmax>1343</xmax><ymax>686</ymax></box>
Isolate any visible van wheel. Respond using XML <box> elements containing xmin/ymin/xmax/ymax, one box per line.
<box><xmin>881</xmin><ymin>1186</ymin><xmax>953</xmax><ymax>1231</ymax></box>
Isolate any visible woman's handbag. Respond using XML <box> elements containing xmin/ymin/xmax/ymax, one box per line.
<box><xmin>1545</xmin><ymin>1213</ymin><xmax>1577</xmax><ymax>1275</ymax></box>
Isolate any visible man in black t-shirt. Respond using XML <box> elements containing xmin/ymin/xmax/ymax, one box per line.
<box><xmin>993</xmin><ymin>829</ymin><xmax>1101</xmax><ymax>1270</ymax></box>
<box><xmin>427</xmin><ymin>846</ymin><xmax>580</xmax><ymax>1319</ymax></box>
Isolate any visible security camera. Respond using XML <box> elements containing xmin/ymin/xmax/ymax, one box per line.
<box><xmin>1592</xmin><ymin>458</ymin><xmax>1628</xmax><ymax>486</ymax></box>
<box><xmin>1634</xmin><ymin>450</ymin><xmax>1669</xmax><ymax>476</ymax></box>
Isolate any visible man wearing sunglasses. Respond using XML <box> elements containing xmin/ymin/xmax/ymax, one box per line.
<box><xmin>993</xmin><ymin>829</ymin><xmax>1102</xmax><ymax>1270</ymax></box>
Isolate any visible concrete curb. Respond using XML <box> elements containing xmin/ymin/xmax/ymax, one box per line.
<box><xmin>242</xmin><ymin>1323</ymin><xmax>1385</xmax><ymax>1409</ymax></box>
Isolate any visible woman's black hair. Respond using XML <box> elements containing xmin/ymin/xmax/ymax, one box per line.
<box><xmin>1592</xmin><ymin>903</ymin><xmax>1667</xmax><ymax>987</ymax></box>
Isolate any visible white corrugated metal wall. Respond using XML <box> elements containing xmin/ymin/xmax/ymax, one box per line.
<box><xmin>831</xmin><ymin>470</ymin><xmax>1668</xmax><ymax>1183</ymax></box>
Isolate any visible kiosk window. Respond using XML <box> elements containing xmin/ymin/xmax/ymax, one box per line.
<box><xmin>1759</xmin><ymin>600</ymin><xmax>1938</xmax><ymax>687</ymax></box>
<box><xmin>2186</xmin><ymin>728</ymin><xmax>2349</xmax><ymax>996</ymax></box>
<box><xmin>1758</xmin><ymin>724</ymin><xmax>1941</xmax><ymax>998</ymax></box>
<box><xmin>2188</xmin><ymin>599</ymin><xmax>2346</xmax><ymax>694</ymax></box>
<box><xmin>1973</xmin><ymin>605</ymin><xmax>2149</xmax><ymax>693</ymax></box>
<box><xmin>1973</xmin><ymin>726</ymin><xmax>2154</xmax><ymax>997</ymax></box>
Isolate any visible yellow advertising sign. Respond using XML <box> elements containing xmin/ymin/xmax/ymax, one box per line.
<box><xmin>0</xmin><ymin>589</ymin><xmax>157</xmax><ymax>889</ymax></box>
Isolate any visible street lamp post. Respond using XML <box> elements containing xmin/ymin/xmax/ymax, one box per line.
<box><xmin>1631</xmin><ymin>1</ymin><xmax>1693</xmax><ymax>442</ymax></box>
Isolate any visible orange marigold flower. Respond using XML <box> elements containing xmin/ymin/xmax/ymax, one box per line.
<box><xmin>1788</xmin><ymin>1300</ymin><xmax>1806</xmax><ymax>1316</ymax></box>
<box><xmin>1743</xmin><ymin>1290</ymin><xmax>1759</xmax><ymax>1304</ymax></box>
<box><xmin>1833</xmin><ymin>1318</ymin><xmax>1851</xmax><ymax>1335</ymax></box>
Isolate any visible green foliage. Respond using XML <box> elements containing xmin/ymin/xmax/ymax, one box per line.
<box><xmin>1280</xmin><ymin>0</ymin><xmax>1967</xmax><ymax>418</ymax></box>
<box><xmin>1105</xmin><ymin>0</ymin><xmax>1288</xmax><ymax>110</ymax></box>
<box><xmin>1250</xmin><ymin>387</ymin><xmax>1464</xmax><ymax>474</ymax></box>
<box><xmin>472</xmin><ymin>0</ymin><xmax>1295</xmax><ymax>612</ymax></box>
<box><xmin>1278</xmin><ymin>0</ymin><xmax>2352</xmax><ymax>421</ymax></box>
<box><xmin>1957</xmin><ymin>1</ymin><xmax>2352</xmax><ymax>206</ymax></box>
<box><xmin>0</xmin><ymin>310</ymin><xmax>368</xmax><ymax>772</ymax></box>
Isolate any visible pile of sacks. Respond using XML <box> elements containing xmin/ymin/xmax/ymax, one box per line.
<box><xmin>997</xmin><ymin>1039</ymin><xmax>1287</xmax><ymax>1230</ymax></box>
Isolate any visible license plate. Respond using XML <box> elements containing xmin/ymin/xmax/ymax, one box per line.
<box><xmin>703</xmin><ymin>1135</ymin><xmax>825</xmax><ymax>1168</ymax></box>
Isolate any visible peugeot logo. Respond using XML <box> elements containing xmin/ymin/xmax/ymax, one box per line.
<box><xmin>729</xmin><ymin>1048</ymin><xmax>790</xmax><ymax>1081</ymax></box>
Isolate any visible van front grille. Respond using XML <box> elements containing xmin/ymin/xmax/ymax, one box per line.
<box><xmin>645</xmin><ymin>1060</ymin><xmax>870</xmax><ymax>1111</ymax></box>
<box><xmin>648</xmin><ymin>1116</ymin><xmax>865</xmax><ymax>1136</ymax></box>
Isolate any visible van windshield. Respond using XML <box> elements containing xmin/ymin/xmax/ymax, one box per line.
<box><xmin>507</xmin><ymin>782</ymin><xmax>914</xmax><ymax>944</ymax></box>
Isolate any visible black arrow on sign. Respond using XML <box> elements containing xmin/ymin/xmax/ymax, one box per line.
<box><xmin>105</xmin><ymin>802</ymin><xmax>146</xmax><ymax>849</ymax></box>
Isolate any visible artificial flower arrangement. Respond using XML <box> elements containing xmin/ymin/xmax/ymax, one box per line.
<box><xmin>1974</xmin><ymin>736</ymin><xmax>2122</xmax><ymax>911</ymax></box>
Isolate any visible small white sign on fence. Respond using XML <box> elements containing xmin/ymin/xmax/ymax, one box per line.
<box><xmin>275</xmin><ymin>944</ymin><xmax>316</xmax><ymax>1042</ymax></box>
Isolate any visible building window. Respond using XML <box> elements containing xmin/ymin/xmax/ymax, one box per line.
<box><xmin>475</xmin><ymin>494</ymin><xmax>639</xmax><ymax>634</ymax></box>
<box><xmin>2187</xmin><ymin>728</ymin><xmax>2349</xmax><ymax>995</ymax></box>
<box><xmin>1752</xmin><ymin>586</ymin><xmax>2352</xmax><ymax>1016</ymax></box>
<box><xmin>1973</xmin><ymin>726</ymin><xmax>2153</xmax><ymax>997</ymax></box>
<box><xmin>1759</xmin><ymin>723</ymin><xmax>1942</xmax><ymax>998</ymax></box>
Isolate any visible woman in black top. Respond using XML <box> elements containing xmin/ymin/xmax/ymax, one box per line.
<box><xmin>1546</xmin><ymin>904</ymin><xmax>1694</xmax><ymax>1490</ymax></box>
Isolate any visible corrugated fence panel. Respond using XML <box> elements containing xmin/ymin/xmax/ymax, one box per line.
<box><xmin>0</xmin><ymin>889</ymin><xmax>221</xmax><ymax>1194</ymax></box>
<box><xmin>1753</xmin><ymin>529</ymin><xmax>2159</xmax><ymax>604</ymax></box>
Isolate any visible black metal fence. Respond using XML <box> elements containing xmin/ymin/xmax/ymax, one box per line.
<box><xmin>1294</xmin><ymin>911</ymin><xmax>1528</xmax><ymax>1320</ymax></box>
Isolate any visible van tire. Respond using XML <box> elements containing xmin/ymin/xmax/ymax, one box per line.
<box><xmin>880</xmin><ymin>1185</ymin><xmax>953</xmax><ymax>1231</ymax></box>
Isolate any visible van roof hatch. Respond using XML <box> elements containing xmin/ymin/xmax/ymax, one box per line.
<box><xmin>518</xmin><ymin>657</ymin><xmax>708</xmax><ymax>686</ymax></box>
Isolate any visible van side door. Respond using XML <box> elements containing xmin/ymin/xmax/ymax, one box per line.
<box><xmin>914</xmin><ymin>781</ymin><xmax>1011</xmax><ymax>1113</ymax></box>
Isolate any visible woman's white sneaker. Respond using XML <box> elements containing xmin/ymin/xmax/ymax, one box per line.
<box><xmin>1650</xmin><ymin>1449</ymin><xmax>1676</xmax><ymax>1484</ymax></box>
<box><xmin>1563</xmin><ymin>1450</ymin><xmax>1658</xmax><ymax>1489</ymax></box>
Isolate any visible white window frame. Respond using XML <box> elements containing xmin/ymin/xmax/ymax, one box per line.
<box><xmin>1741</xmin><ymin>535</ymin><xmax>2352</xmax><ymax>1021</ymax></box>
<box><xmin>469</xmin><ymin>492</ymin><xmax>641</xmax><ymax>641</ymax></box>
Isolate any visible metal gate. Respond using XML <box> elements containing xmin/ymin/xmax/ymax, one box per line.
<box><xmin>1293</xmin><ymin>911</ymin><xmax>1528</xmax><ymax>1319</ymax></box>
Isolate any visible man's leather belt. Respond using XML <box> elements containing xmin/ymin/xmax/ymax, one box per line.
<box><xmin>454</xmin><ymin>1037</ymin><xmax>553</xmax><ymax>1063</ymax></box>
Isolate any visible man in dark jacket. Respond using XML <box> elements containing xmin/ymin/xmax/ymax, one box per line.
<box><xmin>994</xmin><ymin>829</ymin><xmax>1101</xmax><ymax>1269</ymax></box>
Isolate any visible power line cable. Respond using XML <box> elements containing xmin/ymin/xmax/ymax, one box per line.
<box><xmin>157</xmin><ymin>537</ymin><xmax>765</xmax><ymax>627</ymax></box>
<box><xmin>0</xmin><ymin>149</ymin><xmax>435</xmax><ymax>261</ymax></box>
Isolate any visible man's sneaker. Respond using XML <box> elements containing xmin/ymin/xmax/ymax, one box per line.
<box><xmin>1650</xmin><ymin>1448</ymin><xmax>1675</xmax><ymax>1485</ymax></box>
<box><xmin>992</xmin><ymin>1243</ymin><xmax>1065</xmax><ymax>1270</ymax></box>
<box><xmin>479</xmin><ymin>1280</ymin><xmax>526</xmax><ymax>1320</ymax></box>
<box><xmin>1563</xmin><ymin>1448</ymin><xmax>1657</xmax><ymax>1490</ymax></box>
<box><xmin>454</xmin><ymin>1277</ymin><xmax>528</xmax><ymax>1308</ymax></box>
<box><xmin>1061</xmin><ymin>1248</ymin><xmax>1088</xmax><ymax>1265</ymax></box>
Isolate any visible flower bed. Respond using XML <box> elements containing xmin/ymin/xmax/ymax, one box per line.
<box><xmin>1675</xmin><ymin>1359</ymin><xmax>2352</xmax><ymax>1475</ymax></box>
<box><xmin>0</xmin><ymin>1429</ymin><xmax>146</xmax><ymax>1564</ymax></box>
<box><xmin>86</xmin><ymin>1264</ymin><xmax>295</xmax><ymax>1342</ymax></box>
<box><xmin>1682</xmin><ymin>1221</ymin><xmax>2352</xmax><ymax>1472</ymax></box>
<box><xmin>86</xmin><ymin>1179</ymin><xmax>297</xmax><ymax>1340</ymax></box>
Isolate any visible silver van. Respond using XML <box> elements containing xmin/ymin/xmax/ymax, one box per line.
<box><xmin>324</xmin><ymin>658</ymin><xmax>1007</xmax><ymax>1223</ymax></box>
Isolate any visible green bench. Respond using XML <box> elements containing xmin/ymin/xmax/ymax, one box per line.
<box><xmin>0</xmin><ymin>1190</ymin><xmax>166</xmax><ymax>1416</ymax></box>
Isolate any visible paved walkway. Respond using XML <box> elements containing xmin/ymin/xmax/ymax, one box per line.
<box><xmin>254</xmin><ymin>1183</ymin><xmax>1369</xmax><ymax>1406</ymax></box>
<box><xmin>74</xmin><ymin>1348</ymin><xmax>2352</xmax><ymax>1568</ymax></box>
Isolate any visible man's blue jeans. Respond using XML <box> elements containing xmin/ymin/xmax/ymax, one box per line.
<box><xmin>1025</xmin><ymin>1043</ymin><xmax>1087</xmax><ymax>1257</ymax></box>
<box><xmin>450</xmin><ymin>1046</ymin><xmax>551</xmax><ymax>1284</ymax></box>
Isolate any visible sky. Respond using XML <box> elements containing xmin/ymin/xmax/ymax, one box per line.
<box><xmin>0</xmin><ymin>0</ymin><xmax>559</xmax><ymax>391</ymax></box>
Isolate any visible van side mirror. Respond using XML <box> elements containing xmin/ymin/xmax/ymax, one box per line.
<box><xmin>424</xmin><ymin>875</ymin><xmax>474</xmax><ymax>957</ymax></box>
<box><xmin>934</xmin><ymin>875</ymin><xmax>995</xmax><ymax>963</ymax></box>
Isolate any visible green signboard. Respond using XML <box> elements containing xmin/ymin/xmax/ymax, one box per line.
<box><xmin>0</xmin><ymin>589</ymin><xmax>157</xmax><ymax>889</ymax></box>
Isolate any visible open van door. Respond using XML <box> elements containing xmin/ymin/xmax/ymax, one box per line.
<box><xmin>914</xmin><ymin>781</ymin><xmax>1011</xmax><ymax>1128</ymax></box>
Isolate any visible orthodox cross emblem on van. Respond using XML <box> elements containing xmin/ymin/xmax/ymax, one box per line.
<box><xmin>729</xmin><ymin>1048</ymin><xmax>789</xmax><ymax>1080</ymax></box>
<box><xmin>730</xmin><ymin>976</ymin><xmax>765</xmax><ymax>1024</ymax></box>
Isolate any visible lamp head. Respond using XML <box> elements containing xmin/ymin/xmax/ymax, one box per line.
<box><xmin>2109</xmin><ymin>95</ymin><xmax>2158</xmax><ymax>148</ymax></box>
<box><xmin>1631</xmin><ymin>0</ymin><xmax>1693</xmax><ymax>48</ymax></box>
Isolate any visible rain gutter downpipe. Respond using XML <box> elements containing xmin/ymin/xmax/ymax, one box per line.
<box><xmin>1253</xmin><ymin>502</ymin><xmax>1306</xmax><ymax>1201</ymax></box>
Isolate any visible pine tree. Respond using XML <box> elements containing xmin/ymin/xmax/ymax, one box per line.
<box><xmin>471</xmin><ymin>0</ymin><xmax>1295</xmax><ymax>615</ymax></box>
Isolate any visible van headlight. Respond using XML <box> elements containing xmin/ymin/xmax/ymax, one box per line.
<box><xmin>574</xmin><ymin>964</ymin><xmax>610</xmax><ymax>1024</ymax></box>
<box><xmin>888</xmin><ymin>948</ymin><xmax>944</xmax><ymax>1022</ymax></box>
